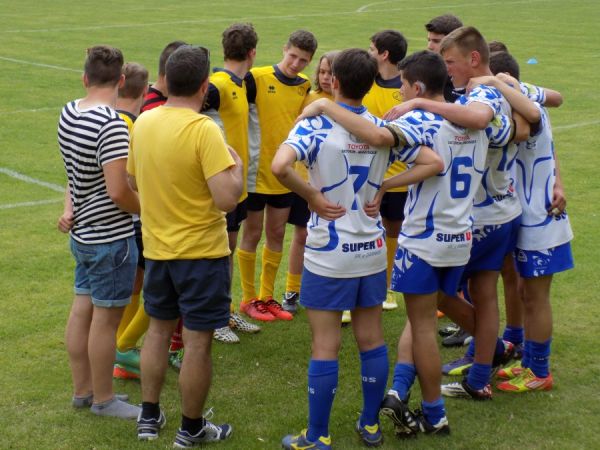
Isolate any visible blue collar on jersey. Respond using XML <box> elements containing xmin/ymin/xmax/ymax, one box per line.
<box><xmin>337</xmin><ymin>102</ymin><xmax>367</xmax><ymax>114</ymax></box>
<box><xmin>212</xmin><ymin>68</ymin><xmax>244</xmax><ymax>87</ymax></box>
<box><xmin>374</xmin><ymin>73</ymin><xmax>402</xmax><ymax>89</ymax></box>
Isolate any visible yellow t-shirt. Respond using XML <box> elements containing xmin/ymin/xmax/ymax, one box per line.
<box><xmin>247</xmin><ymin>65</ymin><xmax>311</xmax><ymax>194</ymax></box>
<box><xmin>204</xmin><ymin>69</ymin><xmax>249</xmax><ymax>202</ymax></box>
<box><xmin>363</xmin><ymin>75</ymin><xmax>407</xmax><ymax>193</ymax></box>
<box><xmin>127</xmin><ymin>106</ymin><xmax>234</xmax><ymax>260</ymax></box>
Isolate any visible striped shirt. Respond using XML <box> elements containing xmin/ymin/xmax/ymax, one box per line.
<box><xmin>58</xmin><ymin>99</ymin><xmax>134</xmax><ymax>244</ymax></box>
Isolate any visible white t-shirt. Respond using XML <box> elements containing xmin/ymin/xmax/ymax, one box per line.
<box><xmin>284</xmin><ymin>104</ymin><xmax>419</xmax><ymax>278</ymax></box>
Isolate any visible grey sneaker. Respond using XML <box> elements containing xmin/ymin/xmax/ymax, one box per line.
<box><xmin>173</xmin><ymin>421</ymin><xmax>232</xmax><ymax>447</ymax></box>
<box><xmin>282</xmin><ymin>291</ymin><xmax>299</xmax><ymax>314</ymax></box>
<box><xmin>72</xmin><ymin>393</ymin><xmax>129</xmax><ymax>408</ymax></box>
<box><xmin>90</xmin><ymin>397</ymin><xmax>140</xmax><ymax>419</ymax></box>
<box><xmin>213</xmin><ymin>326</ymin><xmax>240</xmax><ymax>344</ymax></box>
<box><xmin>230</xmin><ymin>312</ymin><xmax>261</xmax><ymax>333</ymax></box>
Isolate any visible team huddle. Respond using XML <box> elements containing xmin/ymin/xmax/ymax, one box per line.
<box><xmin>57</xmin><ymin>13</ymin><xmax>574</xmax><ymax>449</ymax></box>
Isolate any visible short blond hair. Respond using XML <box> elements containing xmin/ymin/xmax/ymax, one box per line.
<box><xmin>440</xmin><ymin>26</ymin><xmax>489</xmax><ymax>64</ymax></box>
<box><xmin>119</xmin><ymin>62</ymin><xmax>149</xmax><ymax>99</ymax></box>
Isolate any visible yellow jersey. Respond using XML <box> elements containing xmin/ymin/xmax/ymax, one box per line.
<box><xmin>246</xmin><ymin>65</ymin><xmax>311</xmax><ymax>194</ymax></box>
<box><xmin>128</xmin><ymin>107</ymin><xmax>234</xmax><ymax>260</ymax></box>
<box><xmin>363</xmin><ymin>75</ymin><xmax>407</xmax><ymax>193</ymax></box>
<box><xmin>204</xmin><ymin>68</ymin><xmax>250</xmax><ymax>202</ymax></box>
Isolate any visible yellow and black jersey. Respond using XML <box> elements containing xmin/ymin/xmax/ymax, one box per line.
<box><xmin>204</xmin><ymin>68</ymin><xmax>250</xmax><ymax>201</ymax></box>
<box><xmin>363</xmin><ymin>74</ymin><xmax>407</xmax><ymax>193</ymax></box>
<box><xmin>246</xmin><ymin>65</ymin><xmax>311</xmax><ymax>194</ymax></box>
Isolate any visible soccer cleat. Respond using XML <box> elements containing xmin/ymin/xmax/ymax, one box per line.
<box><xmin>169</xmin><ymin>349</ymin><xmax>184</xmax><ymax>372</ymax></box>
<box><xmin>113</xmin><ymin>364</ymin><xmax>140</xmax><ymax>380</ymax></box>
<box><xmin>341</xmin><ymin>310</ymin><xmax>352</xmax><ymax>325</ymax></box>
<box><xmin>497</xmin><ymin>360</ymin><xmax>524</xmax><ymax>380</ymax></box>
<box><xmin>230</xmin><ymin>312</ymin><xmax>261</xmax><ymax>333</ymax></box>
<box><xmin>356</xmin><ymin>420</ymin><xmax>383</xmax><ymax>447</ymax></box>
<box><xmin>213</xmin><ymin>326</ymin><xmax>240</xmax><ymax>344</ymax></box>
<box><xmin>382</xmin><ymin>290</ymin><xmax>398</xmax><ymax>311</ymax></box>
<box><xmin>441</xmin><ymin>379</ymin><xmax>492</xmax><ymax>400</ymax></box>
<box><xmin>496</xmin><ymin>368</ymin><xmax>553</xmax><ymax>393</ymax></box>
<box><xmin>492</xmin><ymin>340</ymin><xmax>515</xmax><ymax>370</ymax></box>
<box><xmin>442</xmin><ymin>356</ymin><xmax>474</xmax><ymax>376</ymax></box>
<box><xmin>441</xmin><ymin>328</ymin><xmax>472</xmax><ymax>347</ymax></box>
<box><xmin>264</xmin><ymin>297</ymin><xmax>293</xmax><ymax>321</ymax></box>
<box><xmin>282</xmin><ymin>291</ymin><xmax>299</xmax><ymax>314</ymax></box>
<box><xmin>436</xmin><ymin>310</ymin><xmax>445</xmax><ymax>318</ymax></box>
<box><xmin>240</xmin><ymin>299</ymin><xmax>276</xmax><ymax>322</ymax></box>
<box><xmin>281</xmin><ymin>429</ymin><xmax>332</xmax><ymax>450</ymax></box>
<box><xmin>115</xmin><ymin>348</ymin><xmax>140</xmax><ymax>369</ymax></box>
<box><xmin>137</xmin><ymin>409</ymin><xmax>166</xmax><ymax>440</ymax></box>
<box><xmin>413</xmin><ymin>410</ymin><xmax>450</xmax><ymax>436</ymax></box>
<box><xmin>380</xmin><ymin>391</ymin><xmax>418</xmax><ymax>438</ymax></box>
<box><xmin>173</xmin><ymin>421</ymin><xmax>232</xmax><ymax>447</ymax></box>
<box><xmin>438</xmin><ymin>322</ymin><xmax>460</xmax><ymax>337</ymax></box>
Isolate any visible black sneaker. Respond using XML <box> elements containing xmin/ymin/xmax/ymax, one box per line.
<box><xmin>438</xmin><ymin>322</ymin><xmax>460</xmax><ymax>337</ymax></box>
<box><xmin>173</xmin><ymin>420</ymin><xmax>232</xmax><ymax>448</ymax></box>
<box><xmin>137</xmin><ymin>409</ymin><xmax>166</xmax><ymax>440</ymax></box>
<box><xmin>282</xmin><ymin>291</ymin><xmax>299</xmax><ymax>314</ymax></box>
<box><xmin>413</xmin><ymin>410</ymin><xmax>450</xmax><ymax>436</ymax></box>
<box><xmin>380</xmin><ymin>391</ymin><xmax>418</xmax><ymax>438</ymax></box>
<box><xmin>441</xmin><ymin>327</ymin><xmax>472</xmax><ymax>347</ymax></box>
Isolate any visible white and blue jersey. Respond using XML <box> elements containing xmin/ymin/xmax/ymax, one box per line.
<box><xmin>386</xmin><ymin>108</ymin><xmax>512</xmax><ymax>267</ymax></box>
<box><xmin>515</xmin><ymin>103</ymin><xmax>573</xmax><ymax>250</ymax></box>
<box><xmin>459</xmin><ymin>85</ymin><xmax>522</xmax><ymax>226</ymax></box>
<box><xmin>284</xmin><ymin>104</ymin><xmax>420</xmax><ymax>278</ymax></box>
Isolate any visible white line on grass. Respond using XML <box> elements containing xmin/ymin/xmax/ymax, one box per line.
<box><xmin>0</xmin><ymin>56</ymin><xmax>80</xmax><ymax>73</ymax></box>
<box><xmin>554</xmin><ymin>119</ymin><xmax>600</xmax><ymax>132</ymax></box>
<box><xmin>0</xmin><ymin>106</ymin><xmax>61</xmax><ymax>115</ymax></box>
<box><xmin>3</xmin><ymin>0</ymin><xmax>548</xmax><ymax>33</ymax></box>
<box><xmin>0</xmin><ymin>168</ymin><xmax>64</xmax><ymax>193</ymax></box>
<box><xmin>0</xmin><ymin>198</ymin><xmax>62</xmax><ymax>210</ymax></box>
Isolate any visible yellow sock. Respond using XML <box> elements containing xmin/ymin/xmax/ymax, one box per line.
<box><xmin>285</xmin><ymin>272</ymin><xmax>302</xmax><ymax>293</ymax></box>
<box><xmin>116</xmin><ymin>293</ymin><xmax>139</xmax><ymax>340</ymax></box>
<box><xmin>237</xmin><ymin>248</ymin><xmax>257</xmax><ymax>303</ymax></box>
<box><xmin>117</xmin><ymin>299</ymin><xmax>150</xmax><ymax>351</ymax></box>
<box><xmin>386</xmin><ymin>237</ymin><xmax>398</xmax><ymax>286</ymax></box>
<box><xmin>259</xmin><ymin>246</ymin><xmax>283</xmax><ymax>299</ymax></box>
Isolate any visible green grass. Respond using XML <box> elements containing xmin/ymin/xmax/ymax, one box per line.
<box><xmin>1</xmin><ymin>0</ymin><xmax>599</xmax><ymax>448</ymax></box>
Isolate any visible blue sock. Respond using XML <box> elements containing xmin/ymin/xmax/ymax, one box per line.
<box><xmin>503</xmin><ymin>326</ymin><xmax>524</xmax><ymax>346</ymax></box>
<box><xmin>359</xmin><ymin>345</ymin><xmax>388</xmax><ymax>427</ymax></box>
<box><xmin>421</xmin><ymin>397</ymin><xmax>446</xmax><ymax>426</ymax></box>
<box><xmin>528</xmin><ymin>339</ymin><xmax>551</xmax><ymax>378</ymax></box>
<box><xmin>307</xmin><ymin>359</ymin><xmax>338</xmax><ymax>442</ymax></box>
<box><xmin>391</xmin><ymin>362</ymin><xmax>416</xmax><ymax>401</ymax></box>
<box><xmin>466</xmin><ymin>363</ymin><xmax>492</xmax><ymax>390</ymax></box>
<box><xmin>521</xmin><ymin>340</ymin><xmax>531</xmax><ymax>368</ymax></box>
<box><xmin>466</xmin><ymin>339</ymin><xmax>476</xmax><ymax>358</ymax></box>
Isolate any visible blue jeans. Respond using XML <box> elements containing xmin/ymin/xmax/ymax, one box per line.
<box><xmin>70</xmin><ymin>236</ymin><xmax>137</xmax><ymax>307</ymax></box>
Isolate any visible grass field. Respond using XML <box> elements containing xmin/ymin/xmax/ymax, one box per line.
<box><xmin>1</xmin><ymin>0</ymin><xmax>599</xmax><ymax>449</ymax></box>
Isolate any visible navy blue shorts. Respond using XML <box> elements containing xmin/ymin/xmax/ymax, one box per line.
<box><xmin>226</xmin><ymin>199</ymin><xmax>248</xmax><ymax>232</ymax></box>
<box><xmin>247</xmin><ymin>192</ymin><xmax>294</xmax><ymax>211</ymax></box>
<box><xmin>287</xmin><ymin>193</ymin><xmax>310</xmax><ymax>227</ymax></box>
<box><xmin>515</xmin><ymin>242</ymin><xmax>574</xmax><ymax>278</ymax></box>
<box><xmin>143</xmin><ymin>257</ymin><xmax>231</xmax><ymax>331</ymax></box>
<box><xmin>300</xmin><ymin>268</ymin><xmax>386</xmax><ymax>311</ymax></box>
<box><xmin>380</xmin><ymin>191</ymin><xmax>407</xmax><ymax>221</ymax></box>
<box><xmin>391</xmin><ymin>247</ymin><xmax>464</xmax><ymax>297</ymax></box>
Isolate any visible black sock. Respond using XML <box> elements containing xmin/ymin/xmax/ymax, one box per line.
<box><xmin>141</xmin><ymin>402</ymin><xmax>160</xmax><ymax>419</ymax></box>
<box><xmin>181</xmin><ymin>415</ymin><xmax>206</xmax><ymax>435</ymax></box>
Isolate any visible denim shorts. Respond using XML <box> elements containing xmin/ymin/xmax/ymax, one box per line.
<box><xmin>70</xmin><ymin>236</ymin><xmax>138</xmax><ymax>308</ymax></box>
<box><xmin>143</xmin><ymin>257</ymin><xmax>231</xmax><ymax>331</ymax></box>
<box><xmin>300</xmin><ymin>268</ymin><xmax>387</xmax><ymax>311</ymax></box>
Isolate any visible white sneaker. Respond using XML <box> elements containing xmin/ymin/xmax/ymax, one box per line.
<box><xmin>382</xmin><ymin>290</ymin><xmax>399</xmax><ymax>311</ymax></box>
<box><xmin>230</xmin><ymin>313</ymin><xmax>261</xmax><ymax>333</ymax></box>
<box><xmin>213</xmin><ymin>326</ymin><xmax>239</xmax><ymax>344</ymax></box>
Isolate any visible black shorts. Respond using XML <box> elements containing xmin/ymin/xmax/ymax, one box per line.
<box><xmin>143</xmin><ymin>257</ymin><xmax>231</xmax><ymax>331</ymax></box>
<box><xmin>226</xmin><ymin>199</ymin><xmax>248</xmax><ymax>232</ymax></box>
<box><xmin>287</xmin><ymin>193</ymin><xmax>310</xmax><ymax>227</ymax></box>
<box><xmin>134</xmin><ymin>220</ymin><xmax>145</xmax><ymax>270</ymax></box>
<box><xmin>380</xmin><ymin>191</ymin><xmax>408</xmax><ymax>221</ymax></box>
<box><xmin>247</xmin><ymin>192</ymin><xmax>294</xmax><ymax>211</ymax></box>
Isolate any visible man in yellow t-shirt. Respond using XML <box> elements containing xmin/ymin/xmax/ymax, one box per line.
<box><xmin>237</xmin><ymin>30</ymin><xmax>317</xmax><ymax>322</ymax></box>
<box><xmin>364</xmin><ymin>29</ymin><xmax>408</xmax><ymax>311</ymax></box>
<box><xmin>128</xmin><ymin>46</ymin><xmax>243</xmax><ymax>445</ymax></box>
<box><xmin>203</xmin><ymin>23</ymin><xmax>262</xmax><ymax>343</ymax></box>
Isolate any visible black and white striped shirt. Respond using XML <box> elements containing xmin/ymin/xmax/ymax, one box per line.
<box><xmin>58</xmin><ymin>100</ymin><xmax>134</xmax><ymax>244</ymax></box>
